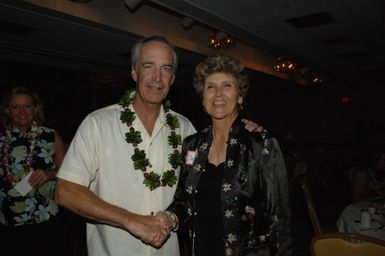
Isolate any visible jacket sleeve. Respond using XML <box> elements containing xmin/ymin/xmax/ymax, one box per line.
<box><xmin>259</xmin><ymin>137</ymin><xmax>292</xmax><ymax>256</ymax></box>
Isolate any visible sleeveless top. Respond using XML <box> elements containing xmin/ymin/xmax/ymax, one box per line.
<box><xmin>194</xmin><ymin>161</ymin><xmax>225</xmax><ymax>255</ymax></box>
<box><xmin>0</xmin><ymin>125</ymin><xmax>59</xmax><ymax>227</ymax></box>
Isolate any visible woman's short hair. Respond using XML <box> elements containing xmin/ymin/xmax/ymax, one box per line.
<box><xmin>193</xmin><ymin>54</ymin><xmax>249</xmax><ymax>98</ymax></box>
<box><xmin>1</xmin><ymin>87</ymin><xmax>45</xmax><ymax>126</ymax></box>
<box><xmin>131</xmin><ymin>35</ymin><xmax>178</xmax><ymax>72</ymax></box>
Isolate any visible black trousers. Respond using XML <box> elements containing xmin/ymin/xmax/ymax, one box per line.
<box><xmin>0</xmin><ymin>214</ymin><xmax>69</xmax><ymax>256</ymax></box>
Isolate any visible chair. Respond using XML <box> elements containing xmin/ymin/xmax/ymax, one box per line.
<box><xmin>310</xmin><ymin>232</ymin><xmax>385</xmax><ymax>256</ymax></box>
<box><xmin>299</xmin><ymin>175</ymin><xmax>322</xmax><ymax>235</ymax></box>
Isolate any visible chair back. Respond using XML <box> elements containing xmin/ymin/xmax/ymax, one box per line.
<box><xmin>299</xmin><ymin>175</ymin><xmax>322</xmax><ymax>235</ymax></box>
<box><xmin>311</xmin><ymin>232</ymin><xmax>385</xmax><ymax>256</ymax></box>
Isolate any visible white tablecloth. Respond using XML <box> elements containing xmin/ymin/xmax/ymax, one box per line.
<box><xmin>337</xmin><ymin>201</ymin><xmax>385</xmax><ymax>241</ymax></box>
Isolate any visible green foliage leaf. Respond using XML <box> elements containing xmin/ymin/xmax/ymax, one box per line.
<box><xmin>163</xmin><ymin>100</ymin><xmax>172</xmax><ymax>110</ymax></box>
<box><xmin>120</xmin><ymin>109</ymin><xmax>136</xmax><ymax>124</ymax></box>
<box><xmin>162</xmin><ymin>170</ymin><xmax>177</xmax><ymax>187</ymax></box>
<box><xmin>131</xmin><ymin>149</ymin><xmax>149</xmax><ymax>170</ymax></box>
<box><xmin>118</xmin><ymin>89</ymin><xmax>134</xmax><ymax>106</ymax></box>
<box><xmin>168</xmin><ymin>151</ymin><xmax>182</xmax><ymax>167</ymax></box>
<box><xmin>125</xmin><ymin>130</ymin><xmax>142</xmax><ymax>144</ymax></box>
<box><xmin>143</xmin><ymin>171</ymin><xmax>161</xmax><ymax>191</ymax></box>
<box><xmin>166</xmin><ymin>113</ymin><xmax>180</xmax><ymax>129</ymax></box>
<box><xmin>168</xmin><ymin>134</ymin><xmax>182</xmax><ymax>147</ymax></box>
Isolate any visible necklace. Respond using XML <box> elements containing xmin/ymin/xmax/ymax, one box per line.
<box><xmin>118</xmin><ymin>90</ymin><xmax>182</xmax><ymax>191</ymax></box>
<box><xmin>1</xmin><ymin>122</ymin><xmax>38</xmax><ymax>185</ymax></box>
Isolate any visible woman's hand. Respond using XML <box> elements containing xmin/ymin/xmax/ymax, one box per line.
<box><xmin>156</xmin><ymin>211</ymin><xmax>178</xmax><ymax>231</ymax></box>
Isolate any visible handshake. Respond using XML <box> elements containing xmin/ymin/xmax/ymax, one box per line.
<box><xmin>129</xmin><ymin>211</ymin><xmax>178</xmax><ymax>248</ymax></box>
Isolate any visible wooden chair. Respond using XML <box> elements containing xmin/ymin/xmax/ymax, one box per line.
<box><xmin>299</xmin><ymin>175</ymin><xmax>322</xmax><ymax>235</ymax></box>
<box><xmin>310</xmin><ymin>232</ymin><xmax>385</xmax><ymax>256</ymax></box>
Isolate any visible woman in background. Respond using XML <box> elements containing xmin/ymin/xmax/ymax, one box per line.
<box><xmin>0</xmin><ymin>87</ymin><xmax>67</xmax><ymax>255</ymax></box>
<box><xmin>165</xmin><ymin>54</ymin><xmax>292</xmax><ymax>256</ymax></box>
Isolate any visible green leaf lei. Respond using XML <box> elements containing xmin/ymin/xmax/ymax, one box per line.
<box><xmin>118</xmin><ymin>90</ymin><xmax>181</xmax><ymax>191</ymax></box>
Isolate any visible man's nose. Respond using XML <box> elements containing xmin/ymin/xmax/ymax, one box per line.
<box><xmin>154</xmin><ymin>68</ymin><xmax>161</xmax><ymax>82</ymax></box>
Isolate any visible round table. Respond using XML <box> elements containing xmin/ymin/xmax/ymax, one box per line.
<box><xmin>337</xmin><ymin>200</ymin><xmax>385</xmax><ymax>241</ymax></box>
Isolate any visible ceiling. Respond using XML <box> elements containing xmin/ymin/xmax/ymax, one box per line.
<box><xmin>151</xmin><ymin>0</ymin><xmax>385</xmax><ymax>91</ymax></box>
<box><xmin>1</xmin><ymin>0</ymin><xmax>384</xmax><ymax>93</ymax></box>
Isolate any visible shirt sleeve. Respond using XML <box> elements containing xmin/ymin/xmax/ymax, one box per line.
<box><xmin>57</xmin><ymin>115</ymin><xmax>100</xmax><ymax>187</ymax></box>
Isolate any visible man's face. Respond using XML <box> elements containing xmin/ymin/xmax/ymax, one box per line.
<box><xmin>131</xmin><ymin>40</ymin><xmax>175</xmax><ymax>106</ymax></box>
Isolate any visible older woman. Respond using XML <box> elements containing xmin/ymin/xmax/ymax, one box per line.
<box><xmin>165</xmin><ymin>55</ymin><xmax>292</xmax><ymax>256</ymax></box>
<box><xmin>0</xmin><ymin>87</ymin><xmax>67</xmax><ymax>255</ymax></box>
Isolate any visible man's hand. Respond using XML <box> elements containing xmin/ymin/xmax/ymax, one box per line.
<box><xmin>128</xmin><ymin>214</ymin><xmax>171</xmax><ymax>247</ymax></box>
<box><xmin>242</xmin><ymin>118</ymin><xmax>265</xmax><ymax>132</ymax></box>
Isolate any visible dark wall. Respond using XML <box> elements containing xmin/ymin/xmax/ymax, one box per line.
<box><xmin>1</xmin><ymin>58</ymin><xmax>384</xmax><ymax>152</ymax></box>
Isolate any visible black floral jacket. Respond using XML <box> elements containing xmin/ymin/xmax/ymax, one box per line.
<box><xmin>168</xmin><ymin>117</ymin><xmax>292</xmax><ymax>256</ymax></box>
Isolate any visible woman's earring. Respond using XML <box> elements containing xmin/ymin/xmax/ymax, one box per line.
<box><xmin>202</xmin><ymin>101</ymin><xmax>207</xmax><ymax>113</ymax></box>
<box><xmin>238</xmin><ymin>99</ymin><xmax>243</xmax><ymax>110</ymax></box>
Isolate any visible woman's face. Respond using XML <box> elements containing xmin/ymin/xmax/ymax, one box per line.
<box><xmin>203</xmin><ymin>72</ymin><xmax>242</xmax><ymax>121</ymax></box>
<box><xmin>7</xmin><ymin>94</ymin><xmax>35</xmax><ymax>132</ymax></box>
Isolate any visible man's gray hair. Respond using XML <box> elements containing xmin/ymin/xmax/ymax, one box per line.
<box><xmin>131</xmin><ymin>35</ymin><xmax>178</xmax><ymax>72</ymax></box>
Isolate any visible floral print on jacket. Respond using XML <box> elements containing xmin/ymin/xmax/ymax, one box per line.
<box><xmin>168</xmin><ymin>117</ymin><xmax>292</xmax><ymax>256</ymax></box>
<box><xmin>0</xmin><ymin>126</ymin><xmax>58</xmax><ymax>227</ymax></box>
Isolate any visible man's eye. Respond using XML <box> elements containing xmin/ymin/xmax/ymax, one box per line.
<box><xmin>163</xmin><ymin>66</ymin><xmax>172</xmax><ymax>72</ymax></box>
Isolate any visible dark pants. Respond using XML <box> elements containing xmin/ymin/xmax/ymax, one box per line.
<box><xmin>0</xmin><ymin>214</ymin><xmax>69</xmax><ymax>256</ymax></box>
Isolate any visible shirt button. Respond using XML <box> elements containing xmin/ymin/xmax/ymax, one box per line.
<box><xmin>194</xmin><ymin>212</ymin><xmax>197</xmax><ymax>215</ymax></box>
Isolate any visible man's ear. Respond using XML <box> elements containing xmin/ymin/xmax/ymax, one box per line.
<box><xmin>131</xmin><ymin>65</ymin><xmax>137</xmax><ymax>82</ymax></box>
<box><xmin>171</xmin><ymin>74</ymin><xmax>175</xmax><ymax>85</ymax></box>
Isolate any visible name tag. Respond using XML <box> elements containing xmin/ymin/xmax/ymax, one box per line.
<box><xmin>185</xmin><ymin>150</ymin><xmax>197</xmax><ymax>165</ymax></box>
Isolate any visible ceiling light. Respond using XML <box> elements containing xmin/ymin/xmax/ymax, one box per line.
<box><xmin>311</xmin><ymin>73</ymin><xmax>325</xmax><ymax>84</ymax></box>
<box><xmin>207</xmin><ymin>32</ymin><xmax>235</xmax><ymax>49</ymax></box>
<box><xmin>274</xmin><ymin>58</ymin><xmax>296</xmax><ymax>72</ymax></box>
